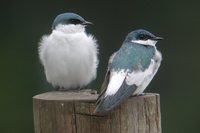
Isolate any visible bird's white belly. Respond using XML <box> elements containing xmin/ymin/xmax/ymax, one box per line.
<box><xmin>39</xmin><ymin>31</ymin><xmax>98</xmax><ymax>89</ymax></box>
<box><xmin>131</xmin><ymin>51</ymin><xmax>162</xmax><ymax>95</ymax></box>
<box><xmin>133</xmin><ymin>70</ymin><xmax>156</xmax><ymax>95</ymax></box>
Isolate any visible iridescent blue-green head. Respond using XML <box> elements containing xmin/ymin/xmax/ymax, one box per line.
<box><xmin>125</xmin><ymin>29</ymin><xmax>163</xmax><ymax>46</ymax></box>
<box><xmin>52</xmin><ymin>12</ymin><xmax>92</xmax><ymax>29</ymax></box>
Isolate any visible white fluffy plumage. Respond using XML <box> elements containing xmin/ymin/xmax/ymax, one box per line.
<box><xmin>39</xmin><ymin>24</ymin><xmax>98</xmax><ymax>89</ymax></box>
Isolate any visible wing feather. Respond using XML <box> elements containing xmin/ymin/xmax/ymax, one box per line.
<box><xmin>94</xmin><ymin>73</ymin><xmax>137</xmax><ymax>115</ymax></box>
<box><xmin>96</xmin><ymin>52</ymin><xmax>117</xmax><ymax>104</ymax></box>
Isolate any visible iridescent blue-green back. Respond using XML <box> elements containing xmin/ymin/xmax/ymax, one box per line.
<box><xmin>111</xmin><ymin>42</ymin><xmax>155</xmax><ymax>72</ymax></box>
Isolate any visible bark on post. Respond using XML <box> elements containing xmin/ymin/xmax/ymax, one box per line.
<box><xmin>33</xmin><ymin>90</ymin><xmax>161</xmax><ymax>133</ymax></box>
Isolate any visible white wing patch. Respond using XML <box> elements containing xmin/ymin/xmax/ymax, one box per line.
<box><xmin>105</xmin><ymin>70</ymin><xmax>128</xmax><ymax>96</ymax></box>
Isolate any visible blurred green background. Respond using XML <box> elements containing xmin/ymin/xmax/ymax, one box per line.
<box><xmin>0</xmin><ymin>0</ymin><xmax>200</xmax><ymax>133</ymax></box>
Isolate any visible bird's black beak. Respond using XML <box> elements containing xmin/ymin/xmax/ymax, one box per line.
<box><xmin>82</xmin><ymin>21</ymin><xmax>93</xmax><ymax>25</ymax></box>
<box><xmin>153</xmin><ymin>36</ymin><xmax>164</xmax><ymax>41</ymax></box>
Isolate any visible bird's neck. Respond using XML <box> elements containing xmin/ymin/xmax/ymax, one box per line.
<box><xmin>54</xmin><ymin>24</ymin><xmax>86</xmax><ymax>34</ymax></box>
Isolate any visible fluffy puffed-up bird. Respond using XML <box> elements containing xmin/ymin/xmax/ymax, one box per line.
<box><xmin>39</xmin><ymin>12</ymin><xmax>98</xmax><ymax>90</ymax></box>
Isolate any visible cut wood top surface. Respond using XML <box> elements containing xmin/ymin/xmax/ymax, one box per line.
<box><xmin>33</xmin><ymin>89</ymin><xmax>98</xmax><ymax>101</ymax></box>
<box><xmin>33</xmin><ymin>89</ymin><xmax>158</xmax><ymax>102</ymax></box>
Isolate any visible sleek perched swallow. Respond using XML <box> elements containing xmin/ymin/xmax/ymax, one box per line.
<box><xmin>39</xmin><ymin>12</ymin><xmax>98</xmax><ymax>90</ymax></box>
<box><xmin>94</xmin><ymin>29</ymin><xmax>163</xmax><ymax>115</ymax></box>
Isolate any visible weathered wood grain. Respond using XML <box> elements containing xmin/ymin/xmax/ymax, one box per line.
<box><xmin>33</xmin><ymin>90</ymin><xmax>161</xmax><ymax>133</ymax></box>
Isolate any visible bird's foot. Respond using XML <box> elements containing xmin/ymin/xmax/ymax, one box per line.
<box><xmin>131</xmin><ymin>93</ymin><xmax>146</xmax><ymax>97</ymax></box>
<box><xmin>79</xmin><ymin>88</ymin><xmax>97</xmax><ymax>94</ymax></box>
<box><xmin>55</xmin><ymin>87</ymin><xmax>64</xmax><ymax>91</ymax></box>
<box><xmin>55</xmin><ymin>86</ymin><xmax>97</xmax><ymax>94</ymax></box>
<box><xmin>138</xmin><ymin>93</ymin><xmax>146</xmax><ymax>96</ymax></box>
<box><xmin>55</xmin><ymin>86</ymin><xmax>80</xmax><ymax>92</ymax></box>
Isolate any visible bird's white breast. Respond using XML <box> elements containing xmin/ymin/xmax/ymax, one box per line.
<box><xmin>126</xmin><ymin>50</ymin><xmax>162</xmax><ymax>95</ymax></box>
<box><xmin>39</xmin><ymin>25</ymin><xmax>98</xmax><ymax>89</ymax></box>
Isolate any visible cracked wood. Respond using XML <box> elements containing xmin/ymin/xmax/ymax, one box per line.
<box><xmin>33</xmin><ymin>90</ymin><xmax>161</xmax><ymax>133</ymax></box>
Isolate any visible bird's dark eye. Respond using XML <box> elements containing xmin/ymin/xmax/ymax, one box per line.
<box><xmin>138</xmin><ymin>34</ymin><xmax>148</xmax><ymax>40</ymax></box>
<box><xmin>70</xmin><ymin>19</ymin><xmax>82</xmax><ymax>24</ymax></box>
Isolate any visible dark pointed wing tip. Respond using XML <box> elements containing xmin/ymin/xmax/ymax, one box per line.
<box><xmin>93</xmin><ymin>101</ymin><xmax>110</xmax><ymax>116</ymax></box>
<box><xmin>93</xmin><ymin>108</ymin><xmax>109</xmax><ymax>116</ymax></box>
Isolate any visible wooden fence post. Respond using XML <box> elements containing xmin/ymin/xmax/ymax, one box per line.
<box><xmin>33</xmin><ymin>90</ymin><xmax>161</xmax><ymax>133</ymax></box>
